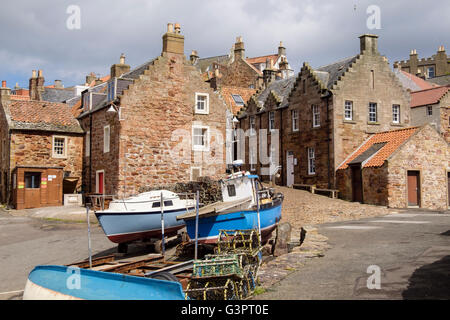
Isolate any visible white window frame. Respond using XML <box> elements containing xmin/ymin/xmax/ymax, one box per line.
<box><xmin>103</xmin><ymin>125</ymin><xmax>110</xmax><ymax>153</ymax></box>
<box><xmin>83</xmin><ymin>92</ymin><xmax>92</xmax><ymax>110</ymax></box>
<box><xmin>192</xmin><ymin>125</ymin><xmax>210</xmax><ymax>151</ymax></box>
<box><xmin>269</xmin><ymin>111</ymin><xmax>275</xmax><ymax>131</ymax></box>
<box><xmin>195</xmin><ymin>93</ymin><xmax>209</xmax><ymax>114</ymax></box>
<box><xmin>427</xmin><ymin>66</ymin><xmax>435</xmax><ymax>79</ymax></box>
<box><xmin>52</xmin><ymin>136</ymin><xmax>67</xmax><ymax>158</ymax></box>
<box><xmin>344</xmin><ymin>100</ymin><xmax>353</xmax><ymax>121</ymax></box>
<box><xmin>85</xmin><ymin>131</ymin><xmax>90</xmax><ymax>157</ymax></box>
<box><xmin>190</xmin><ymin>167</ymin><xmax>202</xmax><ymax>181</ymax></box>
<box><xmin>312</xmin><ymin>105</ymin><xmax>320</xmax><ymax>127</ymax></box>
<box><xmin>308</xmin><ymin>147</ymin><xmax>315</xmax><ymax>175</ymax></box>
<box><xmin>292</xmin><ymin>109</ymin><xmax>299</xmax><ymax>132</ymax></box>
<box><xmin>369</xmin><ymin>102</ymin><xmax>377</xmax><ymax>123</ymax></box>
<box><xmin>392</xmin><ymin>104</ymin><xmax>400</xmax><ymax>124</ymax></box>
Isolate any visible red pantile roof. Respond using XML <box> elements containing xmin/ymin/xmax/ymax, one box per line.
<box><xmin>338</xmin><ymin>127</ymin><xmax>419</xmax><ymax>170</ymax></box>
<box><xmin>411</xmin><ymin>85</ymin><xmax>450</xmax><ymax>108</ymax></box>
<box><xmin>220</xmin><ymin>86</ymin><xmax>256</xmax><ymax>115</ymax></box>
<box><xmin>246</xmin><ymin>54</ymin><xmax>278</xmax><ymax>66</ymax></box>
<box><xmin>7</xmin><ymin>100</ymin><xmax>82</xmax><ymax>133</ymax></box>
<box><xmin>88</xmin><ymin>75</ymin><xmax>110</xmax><ymax>87</ymax></box>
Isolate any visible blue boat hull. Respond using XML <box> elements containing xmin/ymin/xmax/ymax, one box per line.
<box><xmin>95</xmin><ymin>208</ymin><xmax>191</xmax><ymax>244</ymax></box>
<box><xmin>23</xmin><ymin>265</ymin><xmax>185</xmax><ymax>300</ymax></box>
<box><xmin>184</xmin><ymin>200</ymin><xmax>282</xmax><ymax>244</ymax></box>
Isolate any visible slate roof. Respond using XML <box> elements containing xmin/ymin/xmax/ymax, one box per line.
<box><xmin>427</xmin><ymin>74</ymin><xmax>450</xmax><ymax>86</ymax></box>
<box><xmin>338</xmin><ymin>127</ymin><xmax>419</xmax><ymax>170</ymax></box>
<box><xmin>410</xmin><ymin>85</ymin><xmax>450</xmax><ymax>108</ymax></box>
<box><xmin>314</xmin><ymin>55</ymin><xmax>358</xmax><ymax>89</ymax></box>
<box><xmin>120</xmin><ymin>59</ymin><xmax>156</xmax><ymax>79</ymax></box>
<box><xmin>256</xmin><ymin>76</ymin><xmax>296</xmax><ymax>110</ymax></box>
<box><xmin>196</xmin><ymin>55</ymin><xmax>230</xmax><ymax>73</ymax></box>
<box><xmin>6</xmin><ymin>100</ymin><xmax>83</xmax><ymax>134</ymax></box>
<box><xmin>394</xmin><ymin>69</ymin><xmax>437</xmax><ymax>91</ymax></box>
<box><xmin>41</xmin><ymin>87</ymin><xmax>78</xmax><ymax>104</ymax></box>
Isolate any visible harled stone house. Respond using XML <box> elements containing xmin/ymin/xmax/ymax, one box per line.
<box><xmin>409</xmin><ymin>85</ymin><xmax>450</xmax><ymax>143</ymax></box>
<box><xmin>77</xmin><ymin>23</ymin><xmax>229</xmax><ymax>198</ymax></box>
<box><xmin>0</xmin><ymin>80</ymin><xmax>83</xmax><ymax>209</ymax></box>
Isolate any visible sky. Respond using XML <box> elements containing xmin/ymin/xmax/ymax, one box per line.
<box><xmin>1</xmin><ymin>0</ymin><xmax>449</xmax><ymax>89</ymax></box>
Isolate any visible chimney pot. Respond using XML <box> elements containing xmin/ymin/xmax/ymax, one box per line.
<box><xmin>119</xmin><ymin>53</ymin><xmax>125</xmax><ymax>64</ymax></box>
<box><xmin>2</xmin><ymin>80</ymin><xmax>6</xmax><ymax>88</ymax></box>
<box><xmin>32</xmin><ymin>70</ymin><xmax>37</xmax><ymax>78</ymax></box>
<box><xmin>174</xmin><ymin>23</ymin><xmax>181</xmax><ymax>34</ymax></box>
<box><xmin>167</xmin><ymin>23</ymin><xmax>174</xmax><ymax>33</ymax></box>
<box><xmin>38</xmin><ymin>70</ymin><xmax>43</xmax><ymax>78</ymax></box>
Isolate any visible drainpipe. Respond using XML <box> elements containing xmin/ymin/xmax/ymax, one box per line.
<box><xmin>279</xmin><ymin>107</ymin><xmax>283</xmax><ymax>186</ymax></box>
<box><xmin>89</xmin><ymin>113</ymin><xmax>93</xmax><ymax>194</ymax></box>
<box><xmin>324</xmin><ymin>91</ymin><xmax>332</xmax><ymax>189</ymax></box>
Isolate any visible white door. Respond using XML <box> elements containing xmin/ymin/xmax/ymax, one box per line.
<box><xmin>286</xmin><ymin>151</ymin><xmax>294</xmax><ymax>187</ymax></box>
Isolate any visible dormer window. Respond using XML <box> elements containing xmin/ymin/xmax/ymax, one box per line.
<box><xmin>83</xmin><ymin>92</ymin><xmax>91</xmax><ymax>110</ymax></box>
<box><xmin>195</xmin><ymin>93</ymin><xmax>209</xmax><ymax>114</ymax></box>
<box><xmin>107</xmin><ymin>79</ymin><xmax>116</xmax><ymax>101</ymax></box>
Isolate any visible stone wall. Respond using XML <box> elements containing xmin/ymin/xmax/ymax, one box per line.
<box><xmin>218</xmin><ymin>58</ymin><xmax>260</xmax><ymax>89</ymax></box>
<box><xmin>387</xmin><ymin>125</ymin><xmax>449</xmax><ymax>210</ymax></box>
<box><xmin>281</xmin><ymin>68</ymin><xmax>333</xmax><ymax>189</ymax></box>
<box><xmin>332</xmin><ymin>52</ymin><xmax>411</xmax><ymax>172</ymax></box>
<box><xmin>84</xmin><ymin>51</ymin><xmax>228</xmax><ymax>198</ymax></box>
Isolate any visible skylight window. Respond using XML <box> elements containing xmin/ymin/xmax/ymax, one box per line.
<box><xmin>231</xmin><ymin>94</ymin><xmax>244</xmax><ymax>106</ymax></box>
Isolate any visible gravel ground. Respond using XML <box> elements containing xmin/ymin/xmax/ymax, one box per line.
<box><xmin>272</xmin><ymin>185</ymin><xmax>393</xmax><ymax>232</ymax></box>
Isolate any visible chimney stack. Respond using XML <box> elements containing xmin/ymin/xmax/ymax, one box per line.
<box><xmin>86</xmin><ymin>72</ymin><xmax>96</xmax><ymax>85</ymax></box>
<box><xmin>234</xmin><ymin>36</ymin><xmax>245</xmax><ymax>60</ymax></box>
<box><xmin>54</xmin><ymin>80</ymin><xmax>63</xmax><ymax>89</ymax></box>
<box><xmin>0</xmin><ymin>80</ymin><xmax>11</xmax><ymax>105</ymax></box>
<box><xmin>359</xmin><ymin>34</ymin><xmax>379</xmax><ymax>54</ymax></box>
<box><xmin>278</xmin><ymin>41</ymin><xmax>286</xmax><ymax>56</ymax></box>
<box><xmin>190</xmin><ymin>50</ymin><xmax>199</xmax><ymax>65</ymax></box>
<box><xmin>263</xmin><ymin>58</ymin><xmax>276</xmax><ymax>85</ymax></box>
<box><xmin>162</xmin><ymin>22</ymin><xmax>185</xmax><ymax>55</ymax></box>
<box><xmin>111</xmin><ymin>53</ymin><xmax>131</xmax><ymax>78</ymax></box>
<box><xmin>29</xmin><ymin>69</ymin><xmax>45</xmax><ymax>101</ymax></box>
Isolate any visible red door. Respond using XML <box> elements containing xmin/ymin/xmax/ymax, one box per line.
<box><xmin>97</xmin><ymin>171</ymin><xmax>104</xmax><ymax>194</ymax></box>
<box><xmin>407</xmin><ymin>171</ymin><xmax>420</xmax><ymax>207</ymax></box>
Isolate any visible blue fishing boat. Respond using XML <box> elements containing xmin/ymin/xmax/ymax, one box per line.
<box><xmin>94</xmin><ymin>190</ymin><xmax>195</xmax><ymax>244</ymax></box>
<box><xmin>177</xmin><ymin>172</ymin><xmax>283</xmax><ymax>244</ymax></box>
<box><xmin>23</xmin><ymin>265</ymin><xmax>186</xmax><ymax>300</ymax></box>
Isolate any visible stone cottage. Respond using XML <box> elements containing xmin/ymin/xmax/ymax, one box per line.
<box><xmin>336</xmin><ymin>125</ymin><xmax>449</xmax><ymax>210</ymax></box>
<box><xmin>77</xmin><ymin>23</ymin><xmax>229</xmax><ymax>198</ymax></box>
<box><xmin>0</xmin><ymin>80</ymin><xmax>84</xmax><ymax>209</ymax></box>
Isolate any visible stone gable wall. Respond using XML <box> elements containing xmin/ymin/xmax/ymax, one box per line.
<box><xmin>387</xmin><ymin>125</ymin><xmax>449</xmax><ymax>210</ymax></box>
<box><xmin>86</xmin><ymin>52</ymin><xmax>227</xmax><ymax>198</ymax></box>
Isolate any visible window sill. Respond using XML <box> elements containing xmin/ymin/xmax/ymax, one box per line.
<box><xmin>192</xmin><ymin>146</ymin><xmax>210</xmax><ymax>152</ymax></box>
<box><xmin>390</xmin><ymin>122</ymin><xmax>403</xmax><ymax>127</ymax></box>
<box><xmin>194</xmin><ymin>110</ymin><xmax>209</xmax><ymax>115</ymax></box>
<box><xmin>367</xmin><ymin>121</ymin><xmax>380</xmax><ymax>125</ymax></box>
<box><xmin>343</xmin><ymin>120</ymin><xmax>356</xmax><ymax>124</ymax></box>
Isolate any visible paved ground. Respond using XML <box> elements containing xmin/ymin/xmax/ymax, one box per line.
<box><xmin>256</xmin><ymin>209</ymin><xmax>450</xmax><ymax>300</ymax></box>
<box><xmin>0</xmin><ymin>209</ymin><xmax>117</xmax><ymax>300</ymax></box>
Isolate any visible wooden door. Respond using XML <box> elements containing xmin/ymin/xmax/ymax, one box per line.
<box><xmin>47</xmin><ymin>169</ymin><xmax>62</xmax><ymax>205</ymax></box>
<box><xmin>96</xmin><ymin>171</ymin><xmax>104</xmax><ymax>194</ymax></box>
<box><xmin>24</xmin><ymin>171</ymin><xmax>41</xmax><ymax>209</ymax></box>
<box><xmin>351</xmin><ymin>165</ymin><xmax>363</xmax><ymax>203</ymax></box>
<box><xmin>286</xmin><ymin>151</ymin><xmax>294</xmax><ymax>187</ymax></box>
<box><xmin>407</xmin><ymin>171</ymin><xmax>420</xmax><ymax>207</ymax></box>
